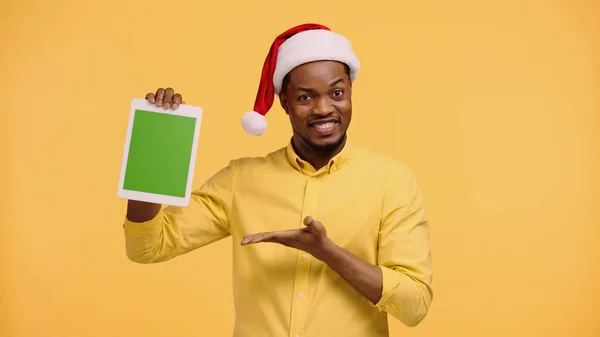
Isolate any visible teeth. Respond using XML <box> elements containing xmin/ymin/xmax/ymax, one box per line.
<box><xmin>314</xmin><ymin>122</ymin><xmax>336</xmax><ymax>130</ymax></box>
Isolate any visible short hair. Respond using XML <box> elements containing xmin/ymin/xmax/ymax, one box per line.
<box><xmin>280</xmin><ymin>62</ymin><xmax>351</xmax><ymax>95</ymax></box>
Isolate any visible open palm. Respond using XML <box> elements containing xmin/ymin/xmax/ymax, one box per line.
<box><xmin>241</xmin><ymin>216</ymin><xmax>330</xmax><ymax>257</ymax></box>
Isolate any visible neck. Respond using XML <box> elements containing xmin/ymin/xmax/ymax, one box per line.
<box><xmin>291</xmin><ymin>134</ymin><xmax>347</xmax><ymax>171</ymax></box>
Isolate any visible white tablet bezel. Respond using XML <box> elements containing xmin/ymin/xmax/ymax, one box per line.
<box><xmin>117</xmin><ymin>98</ymin><xmax>203</xmax><ymax>207</ymax></box>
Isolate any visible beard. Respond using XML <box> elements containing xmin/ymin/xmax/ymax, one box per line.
<box><xmin>300</xmin><ymin>130</ymin><xmax>347</xmax><ymax>154</ymax></box>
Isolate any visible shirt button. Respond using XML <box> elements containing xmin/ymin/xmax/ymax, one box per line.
<box><xmin>312</xmin><ymin>177</ymin><xmax>316</xmax><ymax>181</ymax></box>
<box><xmin>302</xmin><ymin>255</ymin><xmax>307</xmax><ymax>260</ymax></box>
<box><xmin>298</xmin><ymin>292</ymin><xmax>303</xmax><ymax>298</ymax></box>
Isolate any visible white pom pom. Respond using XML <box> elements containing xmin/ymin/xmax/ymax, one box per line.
<box><xmin>241</xmin><ymin>110</ymin><xmax>267</xmax><ymax>136</ymax></box>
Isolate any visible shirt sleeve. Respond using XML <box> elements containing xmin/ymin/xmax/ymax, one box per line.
<box><xmin>122</xmin><ymin>160</ymin><xmax>236</xmax><ymax>263</ymax></box>
<box><xmin>371</xmin><ymin>165</ymin><xmax>433</xmax><ymax>327</ymax></box>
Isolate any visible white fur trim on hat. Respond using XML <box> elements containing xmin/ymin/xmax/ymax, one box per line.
<box><xmin>272</xmin><ymin>29</ymin><xmax>360</xmax><ymax>95</ymax></box>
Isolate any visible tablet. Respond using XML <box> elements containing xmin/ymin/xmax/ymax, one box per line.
<box><xmin>118</xmin><ymin>98</ymin><xmax>203</xmax><ymax>207</ymax></box>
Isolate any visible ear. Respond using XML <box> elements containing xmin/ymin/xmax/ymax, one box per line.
<box><xmin>279</xmin><ymin>92</ymin><xmax>289</xmax><ymax>115</ymax></box>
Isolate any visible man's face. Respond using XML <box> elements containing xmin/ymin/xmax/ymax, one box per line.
<box><xmin>279</xmin><ymin>61</ymin><xmax>352</xmax><ymax>153</ymax></box>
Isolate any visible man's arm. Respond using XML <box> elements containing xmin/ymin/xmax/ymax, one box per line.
<box><xmin>321</xmin><ymin>167</ymin><xmax>432</xmax><ymax>326</ymax></box>
<box><xmin>242</xmin><ymin>216</ymin><xmax>383</xmax><ymax>304</ymax></box>
<box><xmin>123</xmin><ymin>87</ymin><xmax>235</xmax><ymax>263</ymax></box>
<box><xmin>315</xmin><ymin>239</ymin><xmax>384</xmax><ymax>305</ymax></box>
<box><xmin>124</xmin><ymin>163</ymin><xmax>236</xmax><ymax>263</ymax></box>
<box><xmin>369</xmin><ymin>166</ymin><xmax>433</xmax><ymax>326</ymax></box>
<box><xmin>241</xmin><ymin>165</ymin><xmax>432</xmax><ymax>327</ymax></box>
<box><xmin>316</xmin><ymin>219</ymin><xmax>432</xmax><ymax>327</ymax></box>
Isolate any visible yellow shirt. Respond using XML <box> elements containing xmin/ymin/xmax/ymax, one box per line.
<box><xmin>123</xmin><ymin>138</ymin><xmax>433</xmax><ymax>337</ymax></box>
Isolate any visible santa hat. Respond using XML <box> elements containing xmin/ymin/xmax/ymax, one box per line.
<box><xmin>241</xmin><ymin>23</ymin><xmax>360</xmax><ymax>136</ymax></box>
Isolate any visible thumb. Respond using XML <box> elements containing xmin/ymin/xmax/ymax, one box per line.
<box><xmin>303</xmin><ymin>215</ymin><xmax>325</xmax><ymax>234</ymax></box>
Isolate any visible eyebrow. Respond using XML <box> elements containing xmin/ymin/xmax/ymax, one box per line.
<box><xmin>297</xmin><ymin>78</ymin><xmax>345</xmax><ymax>92</ymax></box>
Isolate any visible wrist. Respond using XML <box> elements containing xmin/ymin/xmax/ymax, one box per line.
<box><xmin>313</xmin><ymin>237</ymin><xmax>342</xmax><ymax>263</ymax></box>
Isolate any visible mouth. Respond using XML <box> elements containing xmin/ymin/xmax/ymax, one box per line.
<box><xmin>309</xmin><ymin>119</ymin><xmax>340</xmax><ymax>136</ymax></box>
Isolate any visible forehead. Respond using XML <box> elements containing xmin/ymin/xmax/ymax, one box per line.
<box><xmin>287</xmin><ymin>61</ymin><xmax>348</xmax><ymax>86</ymax></box>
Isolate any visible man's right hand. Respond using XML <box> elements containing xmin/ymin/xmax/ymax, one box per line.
<box><xmin>125</xmin><ymin>87</ymin><xmax>186</xmax><ymax>222</ymax></box>
<box><xmin>145</xmin><ymin>87</ymin><xmax>185</xmax><ymax>110</ymax></box>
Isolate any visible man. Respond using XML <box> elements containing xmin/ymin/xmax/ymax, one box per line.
<box><xmin>123</xmin><ymin>23</ymin><xmax>433</xmax><ymax>337</ymax></box>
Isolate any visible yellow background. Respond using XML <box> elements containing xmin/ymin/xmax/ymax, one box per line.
<box><xmin>2</xmin><ymin>0</ymin><xmax>599</xmax><ymax>336</ymax></box>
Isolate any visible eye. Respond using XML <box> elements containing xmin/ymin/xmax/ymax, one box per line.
<box><xmin>298</xmin><ymin>94</ymin><xmax>311</xmax><ymax>101</ymax></box>
<box><xmin>332</xmin><ymin>89</ymin><xmax>344</xmax><ymax>97</ymax></box>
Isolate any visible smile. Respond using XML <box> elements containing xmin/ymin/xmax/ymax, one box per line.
<box><xmin>310</xmin><ymin>120</ymin><xmax>339</xmax><ymax>135</ymax></box>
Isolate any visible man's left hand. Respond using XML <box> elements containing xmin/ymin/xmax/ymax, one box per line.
<box><xmin>241</xmin><ymin>216</ymin><xmax>333</xmax><ymax>260</ymax></box>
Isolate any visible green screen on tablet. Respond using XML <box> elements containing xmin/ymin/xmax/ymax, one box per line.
<box><xmin>123</xmin><ymin>109</ymin><xmax>196</xmax><ymax>197</ymax></box>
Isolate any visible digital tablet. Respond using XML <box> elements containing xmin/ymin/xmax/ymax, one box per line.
<box><xmin>118</xmin><ymin>98</ymin><xmax>203</xmax><ymax>207</ymax></box>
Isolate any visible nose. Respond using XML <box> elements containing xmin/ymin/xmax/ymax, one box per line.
<box><xmin>312</xmin><ymin>96</ymin><xmax>334</xmax><ymax>116</ymax></box>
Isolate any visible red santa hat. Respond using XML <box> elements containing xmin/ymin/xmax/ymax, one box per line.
<box><xmin>241</xmin><ymin>23</ymin><xmax>360</xmax><ymax>136</ymax></box>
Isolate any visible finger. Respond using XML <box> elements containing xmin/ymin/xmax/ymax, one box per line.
<box><xmin>145</xmin><ymin>92</ymin><xmax>156</xmax><ymax>103</ymax></box>
<box><xmin>242</xmin><ymin>233</ymin><xmax>269</xmax><ymax>245</ymax></box>
<box><xmin>303</xmin><ymin>215</ymin><xmax>319</xmax><ymax>231</ymax></box>
<box><xmin>251</xmin><ymin>232</ymin><xmax>275</xmax><ymax>244</ymax></box>
<box><xmin>241</xmin><ymin>233</ymin><xmax>259</xmax><ymax>245</ymax></box>
<box><xmin>163</xmin><ymin>87</ymin><xmax>175</xmax><ymax>109</ymax></box>
<box><xmin>303</xmin><ymin>216</ymin><xmax>314</xmax><ymax>226</ymax></box>
<box><xmin>243</xmin><ymin>230</ymin><xmax>292</xmax><ymax>245</ymax></box>
<box><xmin>304</xmin><ymin>216</ymin><xmax>324</xmax><ymax>233</ymax></box>
<box><xmin>241</xmin><ymin>232</ymin><xmax>269</xmax><ymax>245</ymax></box>
<box><xmin>241</xmin><ymin>228</ymin><xmax>301</xmax><ymax>246</ymax></box>
<box><xmin>172</xmin><ymin>93</ymin><xmax>182</xmax><ymax>109</ymax></box>
<box><xmin>155</xmin><ymin>88</ymin><xmax>165</xmax><ymax>106</ymax></box>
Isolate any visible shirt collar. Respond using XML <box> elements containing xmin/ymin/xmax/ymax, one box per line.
<box><xmin>285</xmin><ymin>137</ymin><xmax>357</xmax><ymax>176</ymax></box>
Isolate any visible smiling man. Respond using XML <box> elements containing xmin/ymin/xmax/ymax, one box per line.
<box><xmin>280</xmin><ymin>59</ymin><xmax>352</xmax><ymax>164</ymax></box>
<box><xmin>123</xmin><ymin>23</ymin><xmax>433</xmax><ymax>337</ymax></box>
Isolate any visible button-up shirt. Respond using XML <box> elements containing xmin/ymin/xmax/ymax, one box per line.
<box><xmin>123</xmin><ymin>138</ymin><xmax>433</xmax><ymax>337</ymax></box>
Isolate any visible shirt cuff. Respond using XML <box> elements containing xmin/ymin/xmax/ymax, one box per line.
<box><xmin>373</xmin><ymin>265</ymin><xmax>404</xmax><ymax>310</ymax></box>
<box><xmin>123</xmin><ymin>209</ymin><xmax>164</xmax><ymax>238</ymax></box>
<box><xmin>370</xmin><ymin>265</ymin><xmax>432</xmax><ymax>327</ymax></box>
